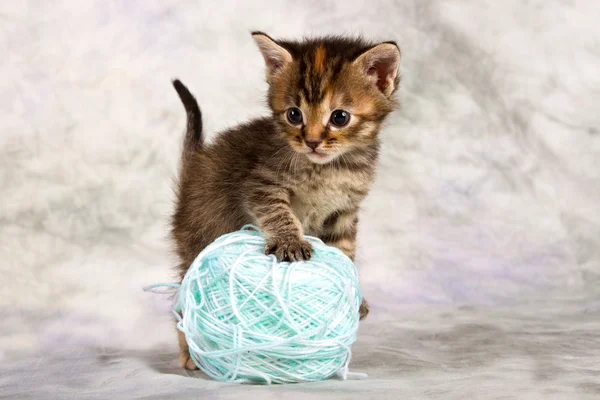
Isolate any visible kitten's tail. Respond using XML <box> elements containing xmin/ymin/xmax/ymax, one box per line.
<box><xmin>172</xmin><ymin>79</ymin><xmax>203</xmax><ymax>155</ymax></box>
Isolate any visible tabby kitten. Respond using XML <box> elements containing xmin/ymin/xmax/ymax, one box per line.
<box><xmin>170</xmin><ymin>32</ymin><xmax>400</xmax><ymax>369</ymax></box>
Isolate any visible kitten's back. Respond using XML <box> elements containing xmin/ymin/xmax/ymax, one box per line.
<box><xmin>171</xmin><ymin>108</ymin><xmax>286</xmax><ymax>276</ymax></box>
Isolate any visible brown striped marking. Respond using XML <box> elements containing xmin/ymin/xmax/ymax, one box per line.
<box><xmin>314</xmin><ymin>45</ymin><xmax>326</xmax><ymax>75</ymax></box>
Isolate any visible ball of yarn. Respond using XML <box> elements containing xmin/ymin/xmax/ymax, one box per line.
<box><xmin>173</xmin><ymin>225</ymin><xmax>362</xmax><ymax>384</ymax></box>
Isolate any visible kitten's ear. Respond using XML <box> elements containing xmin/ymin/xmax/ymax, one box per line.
<box><xmin>353</xmin><ymin>42</ymin><xmax>400</xmax><ymax>97</ymax></box>
<box><xmin>252</xmin><ymin>32</ymin><xmax>293</xmax><ymax>82</ymax></box>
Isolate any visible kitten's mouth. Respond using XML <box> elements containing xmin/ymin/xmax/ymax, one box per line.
<box><xmin>306</xmin><ymin>150</ymin><xmax>333</xmax><ymax>164</ymax></box>
<box><xmin>309</xmin><ymin>151</ymin><xmax>327</xmax><ymax>158</ymax></box>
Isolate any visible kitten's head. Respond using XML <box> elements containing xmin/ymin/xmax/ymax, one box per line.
<box><xmin>252</xmin><ymin>32</ymin><xmax>400</xmax><ymax>164</ymax></box>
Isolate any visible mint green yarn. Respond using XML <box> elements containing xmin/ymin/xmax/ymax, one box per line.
<box><xmin>171</xmin><ymin>225</ymin><xmax>362</xmax><ymax>384</ymax></box>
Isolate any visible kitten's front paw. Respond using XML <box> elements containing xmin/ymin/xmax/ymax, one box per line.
<box><xmin>265</xmin><ymin>235</ymin><xmax>312</xmax><ymax>262</ymax></box>
<box><xmin>359</xmin><ymin>298</ymin><xmax>370</xmax><ymax>320</ymax></box>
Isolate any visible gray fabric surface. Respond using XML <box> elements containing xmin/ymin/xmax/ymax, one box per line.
<box><xmin>1</xmin><ymin>1</ymin><xmax>599</xmax><ymax>398</ymax></box>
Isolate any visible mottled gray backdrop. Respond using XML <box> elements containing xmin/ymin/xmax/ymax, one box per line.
<box><xmin>1</xmin><ymin>1</ymin><xmax>599</xmax><ymax>398</ymax></box>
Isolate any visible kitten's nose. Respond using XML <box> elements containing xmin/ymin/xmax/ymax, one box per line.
<box><xmin>305</xmin><ymin>140</ymin><xmax>322</xmax><ymax>150</ymax></box>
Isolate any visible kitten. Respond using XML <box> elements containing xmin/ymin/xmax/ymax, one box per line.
<box><xmin>170</xmin><ymin>32</ymin><xmax>400</xmax><ymax>370</ymax></box>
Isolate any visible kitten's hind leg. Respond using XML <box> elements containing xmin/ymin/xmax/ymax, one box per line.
<box><xmin>177</xmin><ymin>326</ymin><xmax>198</xmax><ymax>370</ymax></box>
<box><xmin>359</xmin><ymin>299</ymin><xmax>370</xmax><ymax>320</ymax></box>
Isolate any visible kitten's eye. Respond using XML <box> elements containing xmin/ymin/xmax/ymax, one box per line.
<box><xmin>286</xmin><ymin>108</ymin><xmax>303</xmax><ymax>125</ymax></box>
<box><xmin>330</xmin><ymin>110</ymin><xmax>350</xmax><ymax>127</ymax></box>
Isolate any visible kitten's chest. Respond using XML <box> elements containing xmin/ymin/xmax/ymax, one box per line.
<box><xmin>290</xmin><ymin>169</ymin><xmax>370</xmax><ymax>235</ymax></box>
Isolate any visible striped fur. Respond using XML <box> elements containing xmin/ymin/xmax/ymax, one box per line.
<box><xmin>170</xmin><ymin>33</ymin><xmax>400</xmax><ymax>369</ymax></box>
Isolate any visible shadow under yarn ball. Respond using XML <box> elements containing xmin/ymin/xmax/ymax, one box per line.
<box><xmin>174</xmin><ymin>225</ymin><xmax>363</xmax><ymax>384</ymax></box>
